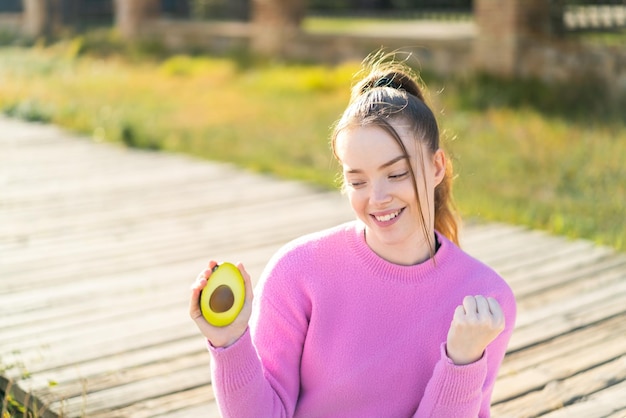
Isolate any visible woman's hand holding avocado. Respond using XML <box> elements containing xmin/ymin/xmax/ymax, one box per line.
<box><xmin>189</xmin><ymin>260</ymin><xmax>253</xmax><ymax>348</ymax></box>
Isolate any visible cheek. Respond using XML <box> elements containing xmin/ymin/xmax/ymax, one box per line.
<box><xmin>346</xmin><ymin>189</ymin><xmax>366</xmax><ymax>211</ymax></box>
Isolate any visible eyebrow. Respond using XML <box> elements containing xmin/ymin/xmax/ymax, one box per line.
<box><xmin>345</xmin><ymin>155</ymin><xmax>407</xmax><ymax>174</ymax></box>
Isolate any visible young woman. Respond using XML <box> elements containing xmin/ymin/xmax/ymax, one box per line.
<box><xmin>189</xmin><ymin>54</ymin><xmax>516</xmax><ymax>417</ymax></box>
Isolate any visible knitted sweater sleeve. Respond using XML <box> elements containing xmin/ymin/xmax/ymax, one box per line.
<box><xmin>413</xmin><ymin>285</ymin><xmax>517</xmax><ymax>418</ymax></box>
<box><xmin>207</xmin><ymin>247</ymin><xmax>309</xmax><ymax>418</ymax></box>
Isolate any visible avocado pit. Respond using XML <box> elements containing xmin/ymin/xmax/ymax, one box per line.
<box><xmin>209</xmin><ymin>284</ymin><xmax>235</xmax><ymax>313</ymax></box>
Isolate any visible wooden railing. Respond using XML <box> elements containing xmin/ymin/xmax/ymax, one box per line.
<box><xmin>562</xmin><ymin>1</ymin><xmax>626</xmax><ymax>31</ymax></box>
<box><xmin>565</xmin><ymin>5</ymin><xmax>626</xmax><ymax>30</ymax></box>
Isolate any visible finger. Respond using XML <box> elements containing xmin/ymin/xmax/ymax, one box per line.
<box><xmin>189</xmin><ymin>277</ymin><xmax>207</xmax><ymax>319</ymax></box>
<box><xmin>474</xmin><ymin>295</ymin><xmax>490</xmax><ymax>316</ymax></box>
<box><xmin>462</xmin><ymin>295</ymin><xmax>477</xmax><ymax>315</ymax></box>
<box><xmin>452</xmin><ymin>305</ymin><xmax>465</xmax><ymax>323</ymax></box>
<box><xmin>201</xmin><ymin>260</ymin><xmax>219</xmax><ymax>279</ymax></box>
<box><xmin>237</xmin><ymin>262</ymin><xmax>254</xmax><ymax>305</ymax></box>
<box><xmin>487</xmin><ymin>297</ymin><xmax>506</xmax><ymax>328</ymax></box>
<box><xmin>486</xmin><ymin>297</ymin><xmax>502</xmax><ymax>315</ymax></box>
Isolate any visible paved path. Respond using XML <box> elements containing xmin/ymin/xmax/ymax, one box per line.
<box><xmin>1</xmin><ymin>116</ymin><xmax>625</xmax><ymax>417</ymax></box>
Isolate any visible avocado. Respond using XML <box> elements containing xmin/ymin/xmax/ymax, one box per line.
<box><xmin>200</xmin><ymin>262</ymin><xmax>245</xmax><ymax>327</ymax></box>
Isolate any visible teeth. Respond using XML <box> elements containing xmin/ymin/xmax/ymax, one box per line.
<box><xmin>375</xmin><ymin>210</ymin><xmax>401</xmax><ymax>222</ymax></box>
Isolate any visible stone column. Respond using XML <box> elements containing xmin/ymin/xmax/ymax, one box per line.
<box><xmin>474</xmin><ymin>0</ymin><xmax>552</xmax><ymax>77</ymax></box>
<box><xmin>22</xmin><ymin>0</ymin><xmax>61</xmax><ymax>38</ymax></box>
<box><xmin>251</xmin><ymin>0</ymin><xmax>307</xmax><ymax>56</ymax></box>
<box><xmin>114</xmin><ymin>0</ymin><xmax>161</xmax><ymax>40</ymax></box>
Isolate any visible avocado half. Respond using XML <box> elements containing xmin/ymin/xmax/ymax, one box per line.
<box><xmin>200</xmin><ymin>262</ymin><xmax>245</xmax><ymax>327</ymax></box>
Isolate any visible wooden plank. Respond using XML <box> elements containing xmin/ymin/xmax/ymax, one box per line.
<box><xmin>493</xmin><ymin>356</ymin><xmax>626</xmax><ymax>417</ymax></box>
<box><xmin>510</xmin><ymin>297</ymin><xmax>626</xmax><ymax>353</ymax></box>
<box><xmin>14</xmin><ymin>337</ymin><xmax>207</xmax><ymax>394</ymax></box>
<box><xmin>89</xmin><ymin>386</ymin><xmax>219</xmax><ymax>418</ymax></box>
<box><xmin>1</xmin><ymin>192</ymin><xmax>351</xmax><ymax>280</ymax></box>
<box><xmin>0</xmin><ymin>246</ymin><xmax>276</xmax><ymax>330</ymax></box>
<box><xmin>36</xmin><ymin>352</ymin><xmax>211</xmax><ymax>410</ymax></box>
<box><xmin>464</xmin><ymin>227</ymin><xmax>560</xmax><ymax>268</ymax></box>
<box><xmin>510</xmin><ymin>252</ymin><xmax>626</xmax><ymax>299</ymax></box>
<box><xmin>605</xmin><ymin>409</ymin><xmax>626</xmax><ymax>418</ymax></box>
<box><xmin>0</xmin><ymin>175</ymin><xmax>324</xmax><ymax>240</ymax></box>
<box><xmin>152</xmin><ymin>399</ymin><xmax>222</xmax><ymax>418</ymax></box>
<box><xmin>496</xmin><ymin>315</ymin><xmax>626</xmax><ymax>379</ymax></box>
<box><xmin>508</xmin><ymin>278</ymin><xmax>626</xmax><ymax>351</ymax></box>
<box><xmin>0</xmin><ymin>197</ymin><xmax>353</xmax><ymax>292</ymax></box>
<box><xmin>493</xmin><ymin>320</ymin><xmax>626</xmax><ymax>404</ymax></box>
<box><xmin>45</xmin><ymin>366</ymin><xmax>213</xmax><ymax>417</ymax></box>
<box><xmin>459</xmin><ymin>222</ymin><xmax>527</xmax><ymax>249</ymax></box>
<box><xmin>514</xmin><ymin>261</ymin><xmax>626</xmax><ymax>312</ymax></box>
<box><xmin>486</xmin><ymin>238</ymin><xmax>603</xmax><ymax>281</ymax></box>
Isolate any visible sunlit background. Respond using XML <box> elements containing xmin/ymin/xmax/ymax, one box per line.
<box><xmin>1</xmin><ymin>1</ymin><xmax>625</xmax><ymax>417</ymax></box>
<box><xmin>1</xmin><ymin>0</ymin><xmax>624</xmax><ymax>250</ymax></box>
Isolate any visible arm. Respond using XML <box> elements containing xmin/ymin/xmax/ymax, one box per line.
<box><xmin>189</xmin><ymin>259</ymin><xmax>307</xmax><ymax>418</ymax></box>
<box><xmin>414</xmin><ymin>294</ymin><xmax>516</xmax><ymax>417</ymax></box>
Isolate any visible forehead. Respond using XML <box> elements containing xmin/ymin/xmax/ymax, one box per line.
<box><xmin>335</xmin><ymin>123</ymin><xmax>418</xmax><ymax>167</ymax></box>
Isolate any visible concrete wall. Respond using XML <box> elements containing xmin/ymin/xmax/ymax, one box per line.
<box><xmin>0</xmin><ymin>13</ymin><xmax>21</xmax><ymax>34</ymax></box>
<box><xmin>471</xmin><ymin>0</ymin><xmax>626</xmax><ymax>94</ymax></box>
<box><xmin>519</xmin><ymin>39</ymin><xmax>626</xmax><ymax>92</ymax></box>
<box><xmin>142</xmin><ymin>19</ymin><xmax>474</xmax><ymax>77</ymax></box>
<box><xmin>140</xmin><ymin>17</ymin><xmax>626</xmax><ymax>94</ymax></box>
<box><xmin>141</xmin><ymin>20</ymin><xmax>251</xmax><ymax>54</ymax></box>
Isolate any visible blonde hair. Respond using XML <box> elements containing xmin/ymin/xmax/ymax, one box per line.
<box><xmin>331</xmin><ymin>52</ymin><xmax>460</xmax><ymax>250</ymax></box>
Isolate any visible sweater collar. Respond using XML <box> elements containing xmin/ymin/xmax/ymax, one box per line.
<box><xmin>346</xmin><ymin>221</ymin><xmax>453</xmax><ymax>283</ymax></box>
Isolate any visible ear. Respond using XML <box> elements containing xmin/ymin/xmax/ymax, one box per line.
<box><xmin>432</xmin><ymin>149</ymin><xmax>446</xmax><ymax>187</ymax></box>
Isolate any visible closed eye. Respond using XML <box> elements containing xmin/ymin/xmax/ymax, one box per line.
<box><xmin>389</xmin><ymin>172</ymin><xmax>409</xmax><ymax>180</ymax></box>
<box><xmin>346</xmin><ymin>180</ymin><xmax>366</xmax><ymax>188</ymax></box>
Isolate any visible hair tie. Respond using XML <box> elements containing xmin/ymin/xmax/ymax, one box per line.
<box><xmin>373</xmin><ymin>77</ymin><xmax>402</xmax><ymax>90</ymax></box>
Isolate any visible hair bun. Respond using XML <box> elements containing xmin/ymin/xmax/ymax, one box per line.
<box><xmin>373</xmin><ymin>77</ymin><xmax>403</xmax><ymax>90</ymax></box>
<box><xmin>354</xmin><ymin>67</ymin><xmax>426</xmax><ymax>103</ymax></box>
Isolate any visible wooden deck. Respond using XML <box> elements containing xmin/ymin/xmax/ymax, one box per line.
<box><xmin>1</xmin><ymin>115</ymin><xmax>625</xmax><ymax>418</ymax></box>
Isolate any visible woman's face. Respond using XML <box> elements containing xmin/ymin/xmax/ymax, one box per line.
<box><xmin>334</xmin><ymin>121</ymin><xmax>445</xmax><ymax>265</ymax></box>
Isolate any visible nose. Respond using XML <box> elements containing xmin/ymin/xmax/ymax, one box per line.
<box><xmin>369</xmin><ymin>180</ymin><xmax>392</xmax><ymax>206</ymax></box>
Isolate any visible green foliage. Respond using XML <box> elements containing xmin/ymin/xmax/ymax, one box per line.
<box><xmin>159</xmin><ymin>54</ymin><xmax>237</xmax><ymax>78</ymax></box>
<box><xmin>450</xmin><ymin>72</ymin><xmax>626</xmax><ymax>124</ymax></box>
<box><xmin>0</xmin><ymin>29</ymin><xmax>22</xmax><ymax>46</ymax></box>
<box><xmin>3</xmin><ymin>100</ymin><xmax>51</xmax><ymax>123</ymax></box>
<box><xmin>45</xmin><ymin>27</ymin><xmax>168</xmax><ymax>61</ymax></box>
<box><xmin>575</xmin><ymin>29</ymin><xmax>626</xmax><ymax>47</ymax></box>
<box><xmin>1</xmin><ymin>390</ymin><xmax>42</xmax><ymax>418</ymax></box>
<box><xmin>2</xmin><ymin>392</ymin><xmax>26</xmax><ymax>418</ymax></box>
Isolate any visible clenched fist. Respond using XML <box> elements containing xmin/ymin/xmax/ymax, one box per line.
<box><xmin>446</xmin><ymin>295</ymin><xmax>506</xmax><ymax>365</ymax></box>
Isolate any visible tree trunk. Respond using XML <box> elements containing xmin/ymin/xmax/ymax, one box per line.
<box><xmin>251</xmin><ymin>0</ymin><xmax>307</xmax><ymax>56</ymax></box>
<box><xmin>22</xmin><ymin>0</ymin><xmax>61</xmax><ymax>38</ymax></box>
<box><xmin>114</xmin><ymin>0</ymin><xmax>161</xmax><ymax>39</ymax></box>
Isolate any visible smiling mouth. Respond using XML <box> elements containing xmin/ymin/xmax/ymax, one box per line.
<box><xmin>373</xmin><ymin>208</ymin><xmax>404</xmax><ymax>222</ymax></box>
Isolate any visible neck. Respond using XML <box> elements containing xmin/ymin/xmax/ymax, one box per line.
<box><xmin>364</xmin><ymin>229</ymin><xmax>436</xmax><ymax>266</ymax></box>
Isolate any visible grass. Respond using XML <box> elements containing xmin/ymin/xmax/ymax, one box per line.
<box><xmin>571</xmin><ymin>28</ymin><xmax>626</xmax><ymax>47</ymax></box>
<box><xmin>0</xmin><ymin>32</ymin><xmax>624</xmax><ymax>252</ymax></box>
<box><xmin>302</xmin><ymin>15</ymin><xmax>473</xmax><ymax>37</ymax></box>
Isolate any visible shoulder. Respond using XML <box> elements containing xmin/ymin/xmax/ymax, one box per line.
<box><xmin>256</xmin><ymin>221</ymin><xmax>356</xmax><ymax>290</ymax></box>
<box><xmin>266</xmin><ymin>221</ymin><xmax>357</xmax><ymax>270</ymax></box>
<box><xmin>251</xmin><ymin>222</ymin><xmax>358</xmax><ymax>326</ymax></box>
<box><xmin>438</xmin><ymin>233</ymin><xmax>516</xmax><ymax>310</ymax></box>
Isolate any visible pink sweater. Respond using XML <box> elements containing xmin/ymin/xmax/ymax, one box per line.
<box><xmin>209</xmin><ymin>221</ymin><xmax>516</xmax><ymax>417</ymax></box>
